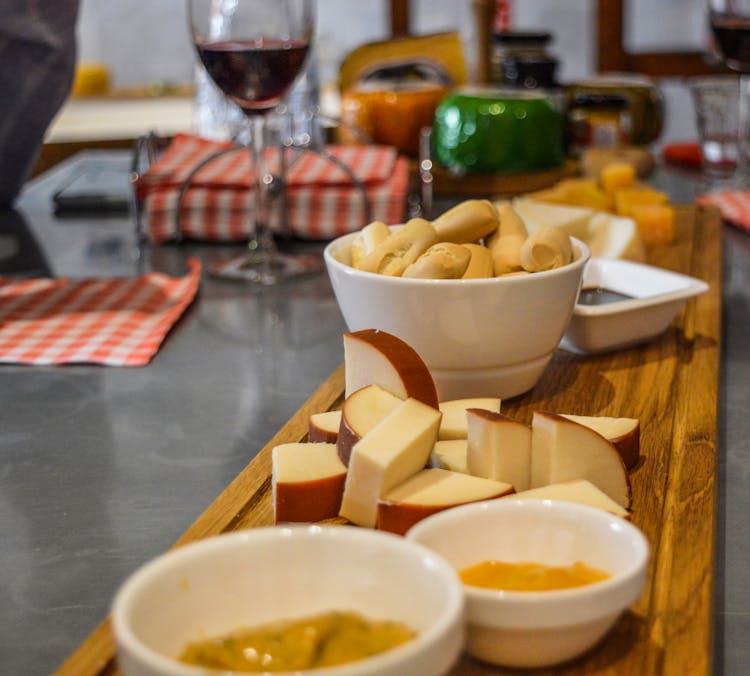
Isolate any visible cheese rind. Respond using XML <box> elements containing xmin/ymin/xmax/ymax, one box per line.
<box><xmin>377</xmin><ymin>468</ymin><xmax>514</xmax><ymax>535</ymax></box>
<box><xmin>530</xmin><ymin>411</ymin><xmax>631</xmax><ymax>508</ymax></box>
<box><xmin>344</xmin><ymin>329</ymin><xmax>439</xmax><ymax>409</ymax></box>
<box><xmin>559</xmin><ymin>414</ymin><xmax>640</xmax><ymax>470</ymax></box>
<box><xmin>467</xmin><ymin>409</ymin><xmax>532</xmax><ymax>491</ymax></box>
<box><xmin>272</xmin><ymin>443</ymin><xmax>347</xmax><ymax>523</ymax></box>
<box><xmin>337</xmin><ymin>384</ymin><xmax>403</xmax><ymax>466</ymax></box>
<box><xmin>507</xmin><ymin>479</ymin><xmax>630</xmax><ymax>519</ymax></box>
<box><xmin>339</xmin><ymin>398</ymin><xmax>442</xmax><ymax>527</ymax></box>
<box><xmin>308</xmin><ymin>410</ymin><xmax>342</xmax><ymax>444</ymax></box>
<box><xmin>438</xmin><ymin>397</ymin><xmax>502</xmax><ymax>440</ymax></box>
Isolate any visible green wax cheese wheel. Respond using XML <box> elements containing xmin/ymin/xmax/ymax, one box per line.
<box><xmin>433</xmin><ymin>87</ymin><xmax>564</xmax><ymax>173</ymax></box>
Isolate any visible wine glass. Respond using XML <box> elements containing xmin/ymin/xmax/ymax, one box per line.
<box><xmin>188</xmin><ymin>0</ymin><xmax>320</xmax><ymax>284</ymax></box>
<box><xmin>708</xmin><ymin>0</ymin><xmax>750</xmax><ymax>179</ymax></box>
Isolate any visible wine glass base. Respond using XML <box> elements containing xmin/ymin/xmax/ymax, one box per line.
<box><xmin>208</xmin><ymin>251</ymin><xmax>324</xmax><ymax>284</ymax></box>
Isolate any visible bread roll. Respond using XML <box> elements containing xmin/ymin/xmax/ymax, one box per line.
<box><xmin>461</xmin><ymin>243</ymin><xmax>494</xmax><ymax>278</ymax></box>
<box><xmin>520</xmin><ymin>226</ymin><xmax>573</xmax><ymax>272</ymax></box>
<box><xmin>432</xmin><ymin>200</ymin><xmax>499</xmax><ymax>243</ymax></box>
<box><xmin>495</xmin><ymin>202</ymin><xmax>528</xmax><ymax>239</ymax></box>
<box><xmin>403</xmin><ymin>242</ymin><xmax>471</xmax><ymax>279</ymax></box>
<box><xmin>350</xmin><ymin>221</ymin><xmax>390</xmax><ymax>267</ymax></box>
<box><xmin>356</xmin><ymin>218</ymin><xmax>438</xmax><ymax>276</ymax></box>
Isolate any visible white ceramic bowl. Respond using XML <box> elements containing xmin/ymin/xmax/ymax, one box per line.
<box><xmin>561</xmin><ymin>257</ymin><xmax>710</xmax><ymax>354</ymax></box>
<box><xmin>407</xmin><ymin>499</ymin><xmax>649</xmax><ymax>669</ymax></box>
<box><xmin>324</xmin><ymin>232</ymin><xmax>590</xmax><ymax>400</ymax></box>
<box><xmin>112</xmin><ymin>526</ymin><xmax>465</xmax><ymax>676</ymax></box>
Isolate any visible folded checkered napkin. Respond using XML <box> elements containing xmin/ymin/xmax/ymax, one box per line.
<box><xmin>138</xmin><ymin>134</ymin><xmax>410</xmax><ymax>243</ymax></box>
<box><xmin>696</xmin><ymin>190</ymin><xmax>750</xmax><ymax>234</ymax></box>
<box><xmin>0</xmin><ymin>259</ymin><xmax>201</xmax><ymax>366</ymax></box>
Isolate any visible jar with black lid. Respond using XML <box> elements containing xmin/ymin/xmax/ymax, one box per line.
<box><xmin>490</xmin><ymin>31</ymin><xmax>559</xmax><ymax>90</ymax></box>
<box><xmin>566</xmin><ymin>93</ymin><xmax>632</xmax><ymax>157</ymax></box>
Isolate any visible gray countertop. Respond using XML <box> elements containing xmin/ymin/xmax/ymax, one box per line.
<box><xmin>0</xmin><ymin>152</ymin><xmax>748</xmax><ymax>674</ymax></box>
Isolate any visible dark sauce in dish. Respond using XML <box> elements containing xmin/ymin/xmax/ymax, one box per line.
<box><xmin>578</xmin><ymin>287</ymin><xmax>634</xmax><ymax>305</ymax></box>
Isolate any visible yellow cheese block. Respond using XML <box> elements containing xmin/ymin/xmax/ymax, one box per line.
<box><xmin>431</xmin><ymin>439</ymin><xmax>469</xmax><ymax>474</ymax></box>
<box><xmin>600</xmin><ymin>162</ymin><xmax>636</xmax><ymax>194</ymax></box>
<box><xmin>339</xmin><ymin>398</ymin><xmax>441</xmax><ymax>528</ymax></box>
<box><xmin>630</xmin><ymin>204</ymin><xmax>676</xmax><ymax>246</ymax></box>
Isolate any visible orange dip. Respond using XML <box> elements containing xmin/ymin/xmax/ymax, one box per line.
<box><xmin>460</xmin><ymin>560</ymin><xmax>610</xmax><ymax>592</ymax></box>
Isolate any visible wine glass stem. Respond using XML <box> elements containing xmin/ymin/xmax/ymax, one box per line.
<box><xmin>248</xmin><ymin>113</ymin><xmax>277</xmax><ymax>268</ymax></box>
<box><xmin>739</xmin><ymin>74</ymin><xmax>750</xmax><ymax>179</ymax></box>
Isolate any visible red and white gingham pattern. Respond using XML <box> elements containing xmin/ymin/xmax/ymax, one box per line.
<box><xmin>0</xmin><ymin>259</ymin><xmax>201</xmax><ymax>366</ymax></box>
<box><xmin>138</xmin><ymin>134</ymin><xmax>410</xmax><ymax>243</ymax></box>
<box><xmin>696</xmin><ymin>190</ymin><xmax>750</xmax><ymax>234</ymax></box>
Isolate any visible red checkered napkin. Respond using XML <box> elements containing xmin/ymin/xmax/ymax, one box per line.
<box><xmin>137</xmin><ymin>134</ymin><xmax>410</xmax><ymax>243</ymax></box>
<box><xmin>0</xmin><ymin>259</ymin><xmax>201</xmax><ymax>366</ymax></box>
<box><xmin>696</xmin><ymin>190</ymin><xmax>750</xmax><ymax>234</ymax></box>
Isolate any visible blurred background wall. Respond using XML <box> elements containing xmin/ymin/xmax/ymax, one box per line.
<box><xmin>74</xmin><ymin>0</ymin><xmax>710</xmax><ymax>147</ymax></box>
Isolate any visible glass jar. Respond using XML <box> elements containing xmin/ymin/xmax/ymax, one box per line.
<box><xmin>490</xmin><ymin>31</ymin><xmax>559</xmax><ymax>90</ymax></box>
<box><xmin>566</xmin><ymin>93</ymin><xmax>632</xmax><ymax>157</ymax></box>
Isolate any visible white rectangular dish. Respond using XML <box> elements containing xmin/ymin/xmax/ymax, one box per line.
<box><xmin>561</xmin><ymin>258</ymin><xmax>710</xmax><ymax>354</ymax></box>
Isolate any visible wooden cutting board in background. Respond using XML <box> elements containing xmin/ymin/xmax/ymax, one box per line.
<box><xmin>56</xmin><ymin>205</ymin><xmax>722</xmax><ymax>676</ymax></box>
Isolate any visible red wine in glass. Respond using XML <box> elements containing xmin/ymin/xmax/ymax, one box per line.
<box><xmin>710</xmin><ymin>14</ymin><xmax>750</xmax><ymax>72</ymax></box>
<box><xmin>197</xmin><ymin>39</ymin><xmax>310</xmax><ymax>114</ymax></box>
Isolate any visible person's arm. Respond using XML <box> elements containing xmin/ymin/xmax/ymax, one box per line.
<box><xmin>0</xmin><ymin>0</ymin><xmax>80</xmax><ymax>206</ymax></box>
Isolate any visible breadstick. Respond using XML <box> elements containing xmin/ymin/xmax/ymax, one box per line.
<box><xmin>432</xmin><ymin>200</ymin><xmax>499</xmax><ymax>243</ymax></box>
<box><xmin>461</xmin><ymin>243</ymin><xmax>494</xmax><ymax>278</ymax></box>
<box><xmin>403</xmin><ymin>242</ymin><xmax>471</xmax><ymax>279</ymax></box>
<box><xmin>350</xmin><ymin>221</ymin><xmax>390</xmax><ymax>267</ymax></box>
<box><xmin>356</xmin><ymin>218</ymin><xmax>438</xmax><ymax>276</ymax></box>
<box><xmin>520</xmin><ymin>226</ymin><xmax>573</xmax><ymax>272</ymax></box>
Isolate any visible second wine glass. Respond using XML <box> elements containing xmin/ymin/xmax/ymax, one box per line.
<box><xmin>708</xmin><ymin>0</ymin><xmax>750</xmax><ymax>181</ymax></box>
<box><xmin>188</xmin><ymin>0</ymin><xmax>319</xmax><ymax>284</ymax></box>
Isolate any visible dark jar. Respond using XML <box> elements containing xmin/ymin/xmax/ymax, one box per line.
<box><xmin>490</xmin><ymin>31</ymin><xmax>559</xmax><ymax>90</ymax></box>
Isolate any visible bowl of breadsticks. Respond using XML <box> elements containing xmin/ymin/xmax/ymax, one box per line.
<box><xmin>323</xmin><ymin>200</ymin><xmax>589</xmax><ymax>400</ymax></box>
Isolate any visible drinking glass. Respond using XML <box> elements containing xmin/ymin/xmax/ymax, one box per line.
<box><xmin>188</xmin><ymin>0</ymin><xmax>320</xmax><ymax>283</ymax></box>
<box><xmin>708</xmin><ymin>0</ymin><xmax>750</xmax><ymax>178</ymax></box>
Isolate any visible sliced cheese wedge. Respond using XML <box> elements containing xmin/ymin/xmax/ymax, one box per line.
<box><xmin>507</xmin><ymin>479</ymin><xmax>630</xmax><ymax>519</ymax></box>
<box><xmin>339</xmin><ymin>398</ymin><xmax>441</xmax><ymax>528</ymax></box>
<box><xmin>587</xmin><ymin>212</ymin><xmax>646</xmax><ymax>262</ymax></box>
<box><xmin>530</xmin><ymin>411</ymin><xmax>631</xmax><ymax>508</ymax></box>
<box><xmin>467</xmin><ymin>409</ymin><xmax>532</xmax><ymax>491</ymax></box>
<box><xmin>378</xmin><ymin>468</ymin><xmax>514</xmax><ymax>535</ymax></box>
<box><xmin>337</xmin><ymin>384</ymin><xmax>403</xmax><ymax>466</ymax></box>
<box><xmin>559</xmin><ymin>414</ymin><xmax>640</xmax><ymax>470</ymax></box>
<box><xmin>272</xmin><ymin>443</ymin><xmax>347</xmax><ymax>524</ymax></box>
<box><xmin>308</xmin><ymin>410</ymin><xmax>342</xmax><ymax>444</ymax></box>
<box><xmin>344</xmin><ymin>329</ymin><xmax>439</xmax><ymax>409</ymax></box>
<box><xmin>431</xmin><ymin>439</ymin><xmax>468</xmax><ymax>474</ymax></box>
<box><xmin>438</xmin><ymin>397</ymin><xmax>502</xmax><ymax>440</ymax></box>
<box><xmin>511</xmin><ymin>197</ymin><xmax>593</xmax><ymax>241</ymax></box>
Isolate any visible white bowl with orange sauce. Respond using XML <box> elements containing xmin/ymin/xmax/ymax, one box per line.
<box><xmin>407</xmin><ymin>499</ymin><xmax>649</xmax><ymax>669</ymax></box>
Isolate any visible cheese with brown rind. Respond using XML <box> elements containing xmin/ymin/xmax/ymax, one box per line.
<box><xmin>337</xmin><ymin>384</ymin><xmax>403</xmax><ymax>466</ymax></box>
<box><xmin>438</xmin><ymin>397</ymin><xmax>502</xmax><ymax>440</ymax></box>
<box><xmin>559</xmin><ymin>414</ymin><xmax>640</xmax><ymax>470</ymax></box>
<box><xmin>343</xmin><ymin>329</ymin><xmax>439</xmax><ymax>409</ymax></box>
<box><xmin>308</xmin><ymin>410</ymin><xmax>342</xmax><ymax>444</ymax></box>
<box><xmin>530</xmin><ymin>411</ymin><xmax>631</xmax><ymax>508</ymax></box>
<box><xmin>467</xmin><ymin>409</ymin><xmax>532</xmax><ymax>491</ymax></box>
<box><xmin>377</xmin><ymin>468</ymin><xmax>514</xmax><ymax>535</ymax></box>
<box><xmin>272</xmin><ymin>443</ymin><xmax>347</xmax><ymax>523</ymax></box>
<box><xmin>339</xmin><ymin>398</ymin><xmax>442</xmax><ymax>527</ymax></box>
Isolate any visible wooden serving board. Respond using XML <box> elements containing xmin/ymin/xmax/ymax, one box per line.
<box><xmin>57</xmin><ymin>205</ymin><xmax>722</xmax><ymax>676</ymax></box>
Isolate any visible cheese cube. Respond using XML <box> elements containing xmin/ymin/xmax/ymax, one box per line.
<box><xmin>339</xmin><ymin>398</ymin><xmax>441</xmax><ymax>527</ymax></box>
